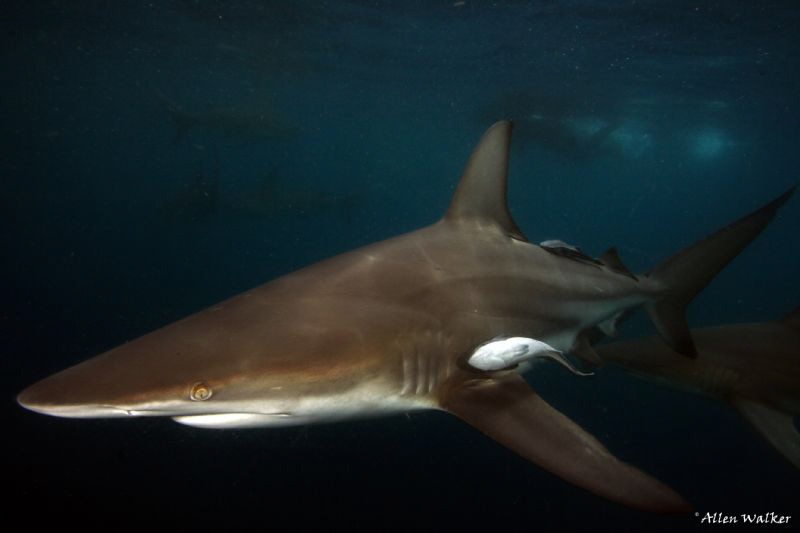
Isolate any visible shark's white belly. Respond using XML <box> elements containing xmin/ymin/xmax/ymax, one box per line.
<box><xmin>172</xmin><ymin>379</ymin><xmax>438</xmax><ymax>429</ymax></box>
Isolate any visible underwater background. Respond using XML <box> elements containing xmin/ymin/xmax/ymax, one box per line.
<box><xmin>3</xmin><ymin>1</ymin><xmax>799</xmax><ymax>529</ymax></box>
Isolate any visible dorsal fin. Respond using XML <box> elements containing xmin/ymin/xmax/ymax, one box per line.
<box><xmin>600</xmin><ymin>247</ymin><xmax>637</xmax><ymax>280</ymax></box>
<box><xmin>443</xmin><ymin>121</ymin><xmax>526</xmax><ymax>241</ymax></box>
<box><xmin>782</xmin><ymin>307</ymin><xmax>800</xmax><ymax>330</ymax></box>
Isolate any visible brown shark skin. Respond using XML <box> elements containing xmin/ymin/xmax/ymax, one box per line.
<box><xmin>596</xmin><ymin>317</ymin><xmax>800</xmax><ymax>469</ymax></box>
<box><xmin>19</xmin><ymin>120</ymin><xmax>791</xmax><ymax>513</ymax></box>
<box><xmin>597</xmin><ymin>322</ymin><xmax>800</xmax><ymax>414</ymax></box>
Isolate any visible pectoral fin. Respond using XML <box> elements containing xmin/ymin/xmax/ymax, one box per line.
<box><xmin>439</xmin><ymin>374</ymin><xmax>690</xmax><ymax>513</ymax></box>
<box><xmin>733</xmin><ymin>398</ymin><xmax>800</xmax><ymax>469</ymax></box>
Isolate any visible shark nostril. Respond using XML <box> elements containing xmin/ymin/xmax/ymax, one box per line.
<box><xmin>189</xmin><ymin>382</ymin><xmax>213</xmax><ymax>401</ymax></box>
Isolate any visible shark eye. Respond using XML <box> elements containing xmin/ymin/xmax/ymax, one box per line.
<box><xmin>189</xmin><ymin>382</ymin><xmax>213</xmax><ymax>401</ymax></box>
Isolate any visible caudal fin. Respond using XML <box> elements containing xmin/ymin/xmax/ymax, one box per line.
<box><xmin>645</xmin><ymin>186</ymin><xmax>795</xmax><ymax>357</ymax></box>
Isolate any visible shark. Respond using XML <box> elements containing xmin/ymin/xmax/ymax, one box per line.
<box><xmin>483</xmin><ymin>89</ymin><xmax>624</xmax><ymax>159</ymax></box>
<box><xmin>17</xmin><ymin>121</ymin><xmax>794</xmax><ymax>513</ymax></box>
<box><xmin>522</xmin><ymin>113</ymin><xmax>620</xmax><ymax>159</ymax></box>
<box><xmin>155</xmin><ymin>91</ymin><xmax>297</xmax><ymax>145</ymax></box>
<box><xmin>596</xmin><ymin>310</ymin><xmax>800</xmax><ymax>469</ymax></box>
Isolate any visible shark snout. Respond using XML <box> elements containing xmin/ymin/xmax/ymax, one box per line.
<box><xmin>16</xmin><ymin>352</ymin><xmax>187</xmax><ymax>419</ymax></box>
<box><xmin>17</xmin><ymin>378</ymin><xmax>133</xmax><ymax>418</ymax></box>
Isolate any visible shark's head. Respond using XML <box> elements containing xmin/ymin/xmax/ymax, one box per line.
<box><xmin>16</xmin><ymin>290</ymin><xmax>414</xmax><ymax>428</ymax></box>
<box><xmin>17</xmin><ymin>344</ymin><xmax>238</xmax><ymax>421</ymax></box>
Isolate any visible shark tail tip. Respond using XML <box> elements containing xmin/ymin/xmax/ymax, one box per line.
<box><xmin>645</xmin><ymin>187</ymin><xmax>794</xmax><ymax>356</ymax></box>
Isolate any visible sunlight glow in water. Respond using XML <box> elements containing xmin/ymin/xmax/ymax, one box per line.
<box><xmin>691</xmin><ymin>128</ymin><xmax>726</xmax><ymax>159</ymax></box>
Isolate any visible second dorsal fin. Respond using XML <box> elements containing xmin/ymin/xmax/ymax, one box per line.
<box><xmin>600</xmin><ymin>247</ymin><xmax>637</xmax><ymax>280</ymax></box>
<box><xmin>443</xmin><ymin>121</ymin><xmax>526</xmax><ymax>241</ymax></box>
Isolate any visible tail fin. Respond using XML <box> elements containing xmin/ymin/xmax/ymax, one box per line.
<box><xmin>645</xmin><ymin>186</ymin><xmax>795</xmax><ymax>357</ymax></box>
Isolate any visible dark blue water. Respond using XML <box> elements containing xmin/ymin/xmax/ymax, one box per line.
<box><xmin>3</xmin><ymin>1</ymin><xmax>798</xmax><ymax>529</ymax></box>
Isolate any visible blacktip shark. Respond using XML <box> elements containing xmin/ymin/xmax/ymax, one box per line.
<box><xmin>596</xmin><ymin>310</ymin><xmax>800</xmax><ymax>468</ymax></box>
<box><xmin>18</xmin><ymin>121</ymin><xmax>794</xmax><ymax>513</ymax></box>
<box><xmin>155</xmin><ymin>90</ymin><xmax>297</xmax><ymax>145</ymax></box>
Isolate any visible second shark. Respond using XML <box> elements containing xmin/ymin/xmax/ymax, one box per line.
<box><xmin>597</xmin><ymin>309</ymin><xmax>800</xmax><ymax>468</ymax></box>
